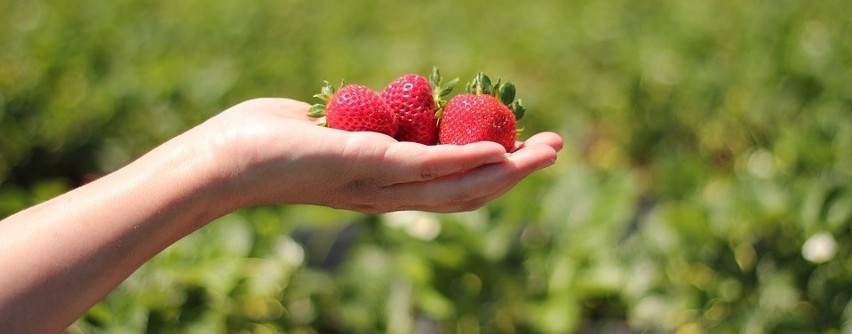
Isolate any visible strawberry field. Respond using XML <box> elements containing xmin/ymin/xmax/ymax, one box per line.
<box><xmin>1</xmin><ymin>0</ymin><xmax>850</xmax><ymax>332</ymax></box>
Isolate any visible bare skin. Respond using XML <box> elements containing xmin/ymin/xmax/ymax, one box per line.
<box><xmin>0</xmin><ymin>98</ymin><xmax>563</xmax><ymax>333</ymax></box>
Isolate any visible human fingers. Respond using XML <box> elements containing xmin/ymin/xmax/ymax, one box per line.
<box><xmin>377</xmin><ymin>141</ymin><xmax>508</xmax><ymax>185</ymax></box>
<box><xmin>383</xmin><ymin>137</ymin><xmax>560</xmax><ymax>212</ymax></box>
<box><xmin>514</xmin><ymin>131</ymin><xmax>564</xmax><ymax>152</ymax></box>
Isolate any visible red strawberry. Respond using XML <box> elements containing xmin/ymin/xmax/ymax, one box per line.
<box><xmin>380</xmin><ymin>67</ymin><xmax>457</xmax><ymax>145</ymax></box>
<box><xmin>438</xmin><ymin>72</ymin><xmax>526</xmax><ymax>152</ymax></box>
<box><xmin>308</xmin><ymin>82</ymin><xmax>398</xmax><ymax>137</ymax></box>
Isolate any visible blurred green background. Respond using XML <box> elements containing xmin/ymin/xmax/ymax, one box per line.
<box><xmin>2</xmin><ymin>0</ymin><xmax>850</xmax><ymax>332</ymax></box>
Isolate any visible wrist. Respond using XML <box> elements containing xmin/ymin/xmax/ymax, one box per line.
<box><xmin>184</xmin><ymin>136</ymin><xmax>250</xmax><ymax>225</ymax></box>
<box><xmin>124</xmin><ymin>127</ymin><xmax>245</xmax><ymax>232</ymax></box>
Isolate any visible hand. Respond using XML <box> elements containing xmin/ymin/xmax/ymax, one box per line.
<box><xmin>0</xmin><ymin>97</ymin><xmax>562</xmax><ymax>333</ymax></box>
<box><xmin>194</xmin><ymin>98</ymin><xmax>563</xmax><ymax>214</ymax></box>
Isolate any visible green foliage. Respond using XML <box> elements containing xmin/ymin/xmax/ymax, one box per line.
<box><xmin>2</xmin><ymin>0</ymin><xmax>850</xmax><ymax>332</ymax></box>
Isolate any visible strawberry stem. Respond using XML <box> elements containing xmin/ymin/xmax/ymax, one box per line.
<box><xmin>307</xmin><ymin>81</ymin><xmax>336</xmax><ymax>120</ymax></box>
<box><xmin>468</xmin><ymin>72</ymin><xmax>493</xmax><ymax>95</ymax></box>
<box><xmin>464</xmin><ymin>72</ymin><xmax>526</xmax><ymax>121</ymax></box>
<box><xmin>430</xmin><ymin>66</ymin><xmax>458</xmax><ymax>120</ymax></box>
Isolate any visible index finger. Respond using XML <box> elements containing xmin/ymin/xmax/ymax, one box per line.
<box><xmin>379</xmin><ymin>141</ymin><xmax>508</xmax><ymax>185</ymax></box>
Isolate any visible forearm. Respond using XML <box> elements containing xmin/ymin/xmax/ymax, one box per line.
<box><xmin>0</xmin><ymin>97</ymin><xmax>562</xmax><ymax>333</ymax></box>
<box><xmin>0</xmin><ymin>129</ymin><xmax>234</xmax><ymax>333</ymax></box>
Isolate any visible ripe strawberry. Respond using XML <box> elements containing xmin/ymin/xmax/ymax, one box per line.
<box><xmin>438</xmin><ymin>72</ymin><xmax>526</xmax><ymax>152</ymax></box>
<box><xmin>380</xmin><ymin>67</ymin><xmax>457</xmax><ymax>145</ymax></box>
<box><xmin>308</xmin><ymin>82</ymin><xmax>398</xmax><ymax>137</ymax></box>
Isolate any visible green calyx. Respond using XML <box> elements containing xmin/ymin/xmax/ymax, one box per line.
<box><xmin>307</xmin><ymin>81</ymin><xmax>335</xmax><ymax>118</ymax></box>
<box><xmin>466</xmin><ymin>72</ymin><xmax>526</xmax><ymax>121</ymax></box>
<box><xmin>307</xmin><ymin>80</ymin><xmax>342</xmax><ymax>126</ymax></box>
<box><xmin>430</xmin><ymin>66</ymin><xmax>459</xmax><ymax>119</ymax></box>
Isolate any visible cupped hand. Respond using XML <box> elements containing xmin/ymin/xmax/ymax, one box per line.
<box><xmin>196</xmin><ymin>98</ymin><xmax>563</xmax><ymax>214</ymax></box>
